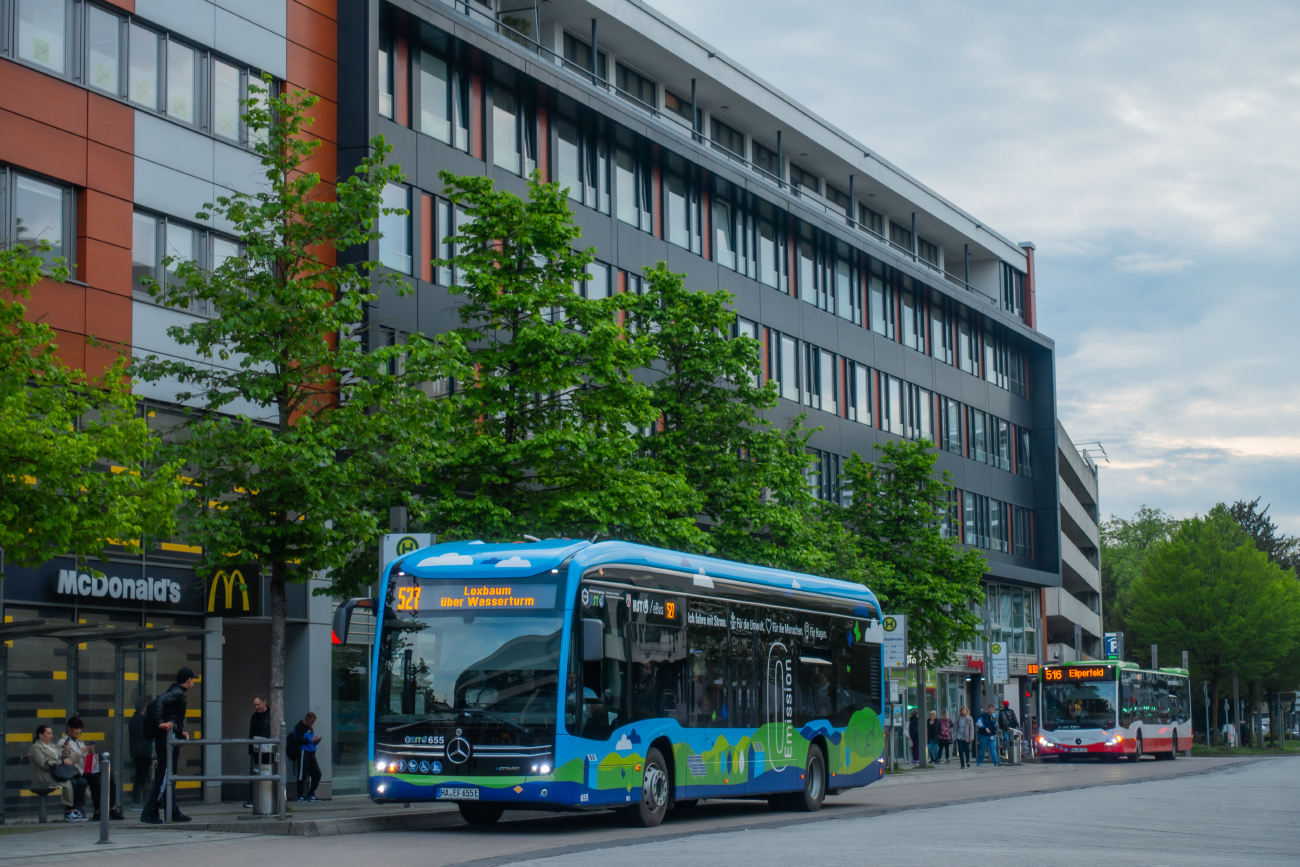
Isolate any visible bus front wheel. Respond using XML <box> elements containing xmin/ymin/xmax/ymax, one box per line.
<box><xmin>1132</xmin><ymin>733</ymin><xmax>1144</xmax><ymax>762</ymax></box>
<box><xmin>624</xmin><ymin>746</ymin><xmax>670</xmax><ymax>828</ymax></box>
<box><xmin>458</xmin><ymin>802</ymin><xmax>504</xmax><ymax>826</ymax></box>
<box><xmin>774</xmin><ymin>744</ymin><xmax>827</xmax><ymax>813</ymax></box>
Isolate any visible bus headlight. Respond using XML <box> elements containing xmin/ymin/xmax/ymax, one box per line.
<box><xmin>530</xmin><ymin>761</ymin><xmax>553</xmax><ymax>775</ymax></box>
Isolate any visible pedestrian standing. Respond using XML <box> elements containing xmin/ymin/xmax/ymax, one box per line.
<box><xmin>976</xmin><ymin>703</ymin><xmax>1000</xmax><ymax>766</ymax></box>
<box><xmin>997</xmin><ymin>700</ymin><xmax>1020</xmax><ymax>761</ymax></box>
<box><xmin>926</xmin><ymin>711</ymin><xmax>940</xmax><ymax>763</ymax></box>
<box><xmin>28</xmin><ymin>724</ymin><xmax>87</xmax><ymax>821</ymax></box>
<box><xmin>293</xmin><ymin>712</ymin><xmax>323</xmax><ymax>801</ymax></box>
<box><xmin>129</xmin><ymin>696</ymin><xmax>154</xmax><ymax>807</ymax></box>
<box><xmin>907</xmin><ymin>710</ymin><xmax>920</xmax><ymax>764</ymax></box>
<box><xmin>141</xmin><ymin>668</ymin><xmax>195</xmax><ymax>824</ymax></box>
<box><xmin>936</xmin><ymin>711</ymin><xmax>954</xmax><ymax>763</ymax></box>
<box><xmin>243</xmin><ymin>696</ymin><xmax>271</xmax><ymax>809</ymax></box>
<box><xmin>956</xmin><ymin>706</ymin><xmax>975</xmax><ymax>769</ymax></box>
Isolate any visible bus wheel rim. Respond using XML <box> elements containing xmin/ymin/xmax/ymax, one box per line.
<box><xmin>643</xmin><ymin>763</ymin><xmax>667</xmax><ymax>810</ymax></box>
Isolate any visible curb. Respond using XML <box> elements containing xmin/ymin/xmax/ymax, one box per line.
<box><xmin>157</xmin><ymin>809</ymin><xmax>464</xmax><ymax>837</ymax></box>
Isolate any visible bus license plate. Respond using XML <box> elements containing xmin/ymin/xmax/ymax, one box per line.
<box><xmin>1069</xmin><ymin>747</ymin><xmax>1088</xmax><ymax>753</ymax></box>
<box><xmin>438</xmin><ymin>787</ymin><xmax>479</xmax><ymax>800</ymax></box>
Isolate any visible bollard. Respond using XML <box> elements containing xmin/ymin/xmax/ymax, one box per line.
<box><xmin>253</xmin><ymin>742</ymin><xmax>274</xmax><ymax>816</ymax></box>
<box><xmin>98</xmin><ymin>754</ymin><xmax>111</xmax><ymax>844</ymax></box>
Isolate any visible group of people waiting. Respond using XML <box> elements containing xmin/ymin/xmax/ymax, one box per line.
<box><xmin>908</xmin><ymin>700</ymin><xmax>1022</xmax><ymax>768</ymax></box>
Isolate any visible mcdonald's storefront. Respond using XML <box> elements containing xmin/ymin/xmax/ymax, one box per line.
<box><xmin>1</xmin><ymin>545</ymin><xmax>339</xmax><ymax>813</ymax></box>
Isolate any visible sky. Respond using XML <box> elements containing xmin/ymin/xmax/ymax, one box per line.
<box><xmin>648</xmin><ymin>0</ymin><xmax>1300</xmax><ymax>532</ymax></box>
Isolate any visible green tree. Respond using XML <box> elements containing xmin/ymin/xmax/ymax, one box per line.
<box><xmin>628</xmin><ymin>262</ymin><xmax>857</xmax><ymax>577</ymax></box>
<box><xmin>839</xmin><ymin>439</ymin><xmax>986</xmax><ymax>667</ymax></box>
<box><xmin>1127</xmin><ymin>505</ymin><xmax>1300</xmax><ymax>740</ymax></box>
<box><xmin>1100</xmin><ymin>505</ymin><xmax>1177</xmax><ymax>647</ymax></box>
<box><xmin>1228</xmin><ymin>497</ymin><xmax>1300</xmax><ymax>575</ymax></box>
<box><xmin>425</xmin><ymin>172</ymin><xmax>700</xmax><ymax>546</ymax></box>
<box><xmin>132</xmin><ymin>80</ymin><xmax>460</xmax><ymax>737</ymax></box>
<box><xmin>1</xmin><ymin>243</ymin><xmax>183</xmax><ymax>568</ymax></box>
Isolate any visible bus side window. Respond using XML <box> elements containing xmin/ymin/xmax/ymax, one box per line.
<box><xmin>728</xmin><ymin>603</ymin><xmax>761</xmax><ymax>729</ymax></box>
<box><xmin>686</xmin><ymin>599</ymin><xmax>728</xmax><ymax>727</ymax></box>
<box><xmin>1120</xmin><ymin>676</ymin><xmax>1133</xmax><ymax>728</ymax></box>
<box><xmin>627</xmin><ymin>594</ymin><xmax>687</xmax><ymax>725</ymax></box>
<box><xmin>830</xmin><ymin>620</ymin><xmax>880</xmax><ymax>725</ymax></box>
<box><xmin>793</xmin><ymin>613</ymin><xmax>833</xmax><ymax>728</ymax></box>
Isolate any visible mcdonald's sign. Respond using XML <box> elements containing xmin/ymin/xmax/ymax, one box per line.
<box><xmin>206</xmin><ymin>567</ymin><xmax>260</xmax><ymax>616</ymax></box>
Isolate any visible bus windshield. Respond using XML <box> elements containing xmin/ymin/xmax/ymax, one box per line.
<box><xmin>376</xmin><ymin>575</ymin><xmax>563</xmax><ymax>732</ymax></box>
<box><xmin>1041</xmin><ymin>681</ymin><xmax>1118</xmax><ymax>731</ymax></box>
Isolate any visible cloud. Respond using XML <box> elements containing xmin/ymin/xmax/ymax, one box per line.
<box><xmin>649</xmin><ymin>0</ymin><xmax>1300</xmax><ymax>532</ymax></box>
<box><xmin>615</xmin><ymin>734</ymin><xmax>634</xmax><ymax>751</ymax></box>
<box><xmin>415</xmin><ymin>553</ymin><xmax>473</xmax><ymax>567</ymax></box>
<box><xmin>1112</xmin><ymin>253</ymin><xmax>1195</xmax><ymax>274</ymax></box>
<box><xmin>495</xmin><ymin>557</ymin><xmax>532</xmax><ymax>569</ymax></box>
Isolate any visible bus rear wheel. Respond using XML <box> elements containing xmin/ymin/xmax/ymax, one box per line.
<box><xmin>458</xmin><ymin>802</ymin><xmax>504</xmax><ymax>825</ymax></box>
<box><xmin>1158</xmin><ymin>733</ymin><xmax>1178</xmax><ymax>761</ymax></box>
<box><xmin>623</xmin><ymin>747</ymin><xmax>670</xmax><ymax>828</ymax></box>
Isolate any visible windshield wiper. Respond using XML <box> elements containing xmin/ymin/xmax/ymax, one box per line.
<box><xmin>460</xmin><ymin>708</ymin><xmax>531</xmax><ymax>735</ymax></box>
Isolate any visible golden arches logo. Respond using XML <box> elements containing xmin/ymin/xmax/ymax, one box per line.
<box><xmin>208</xmin><ymin>570</ymin><xmax>250</xmax><ymax>613</ymax></box>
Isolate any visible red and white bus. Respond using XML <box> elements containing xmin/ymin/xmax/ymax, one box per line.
<box><xmin>1037</xmin><ymin>661</ymin><xmax>1191</xmax><ymax>761</ymax></box>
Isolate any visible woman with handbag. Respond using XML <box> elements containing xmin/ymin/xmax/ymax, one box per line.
<box><xmin>27</xmin><ymin>724</ymin><xmax>88</xmax><ymax>821</ymax></box>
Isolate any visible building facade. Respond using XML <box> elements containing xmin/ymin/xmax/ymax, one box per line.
<box><xmin>1049</xmin><ymin>420</ymin><xmax>1103</xmax><ymax>662</ymax></box>
<box><xmin>1</xmin><ymin>0</ymin><xmax>1062</xmax><ymax>811</ymax></box>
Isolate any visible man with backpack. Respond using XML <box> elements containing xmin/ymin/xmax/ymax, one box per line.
<box><xmin>976</xmin><ymin>703</ymin><xmax>1000</xmax><ymax>766</ymax></box>
<box><xmin>140</xmin><ymin>668</ymin><xmax>195</xmax><ymax>824</ymax></box>
<box><xmin>997</xmin><ymin>700</ymin><xmax>1021</xmax><ymax>761</ymax></box>
<box><xmin>291</xmin><ymin>712</ymin><xmax>323</xmax><ymax>801</ymax></box>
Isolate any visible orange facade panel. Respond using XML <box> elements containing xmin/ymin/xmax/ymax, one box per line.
<box><xmin>83</xmin><ymin>287</ymin><xmax>132</xmax><ymax>347</ymax></box>
<box><xmin>86</xmin><ymin>93</ymin><xmax>134</xmax><ymax>154</ymax></box>
<box><xmin>25</xmin><ymin>280</ymin><xmax>86</xmax><ymax>336</ymax></box>
<box><xmin>0</xmin><ymin>107</ymin><xmax>87</xmax><ymax>186</ymax></box>
<box><xmin>0</xmin><ymin>58</ymin><xmax>88</xmax><ymax>138</ymax></box>
<box><xmin>79</xmin><ymin>189</ymin><xmax>133</xmax><ymax>249</ymax></box>
<box><xmin>292</xmin><ymin>0</ymin><xmax>337</xmax><ymax>21</ymax></box>
<box><xmin>287</xmin><ymin>41</ymin><xmax>338</xmax><ymax>102</ymax></box>
<box><xmin>80</xmin><ymin>238</ymin><xmax>132</xmax><ymax>298</ymax></box>
<box><xmin>288</xmin><ymin>0</ymin><xmax>339</xmax><ymax>60</ymax></box>
<box><xmin>85</xmin><ymin>141</ymin><xmax>132</xmax><ymax>200</ymax></box>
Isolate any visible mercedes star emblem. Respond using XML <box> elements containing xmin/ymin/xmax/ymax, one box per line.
<box><xmin>447</xmin><ymin>737</ymin><xmax>472</xmax><ymax>764</ymax></box>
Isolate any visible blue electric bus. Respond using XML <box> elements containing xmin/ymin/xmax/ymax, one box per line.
<box><xmin>354</xmin><ymin>538</ymin><xmax>886</xmax><ymax>827</ymax></box>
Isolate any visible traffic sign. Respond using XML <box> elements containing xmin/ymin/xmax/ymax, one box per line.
<box><xmin>882</xmin><ymin>614</ymin><xmax>907</xmax><ymax>669</ymax></box>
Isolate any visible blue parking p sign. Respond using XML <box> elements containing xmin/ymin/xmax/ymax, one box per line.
<box><xmin>1104</xmin><ymin>633</ymin><xmax>1119</xmax><ymax>660</ymax></box>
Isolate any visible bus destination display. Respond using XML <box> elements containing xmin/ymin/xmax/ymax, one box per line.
<box><xmin>1043</xmin><ymin>665</ymin><xmax>1113</xmax><ymax>683</ymax></box>
<box><xmin>394</xmin><ymin>583</ymin><xmax>558</xmax><ymax>611</ymax></box>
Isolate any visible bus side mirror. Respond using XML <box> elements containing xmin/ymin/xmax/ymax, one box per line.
<box><xmin>581</xmin><ymin>618</ymin><xmax>604</xmax><ymax>663</ymax></box>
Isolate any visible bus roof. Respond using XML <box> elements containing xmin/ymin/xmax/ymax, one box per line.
<box><xmin>395</xmin><ymin>539</ymin><xmax>880</xmax><ymax>613</ymax></box>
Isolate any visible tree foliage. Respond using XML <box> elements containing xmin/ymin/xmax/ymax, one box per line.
<box><xmin>132</xmin><ymin>79</ymin><xmax>460</xmax><ymax>735</ymax></box>
<box><xmin>838</xmin><ymin>439</ymin><xmax>986</xmax><ymax>666</ymax></box>
<box><xmin>1126</xmin><ymin>504</ymin><xmax>1300</xmax><ymax>734</ymax></box>
<box><xmin>424</xmin><ymin>172</ymin><xmax>700</xmax><ymax>546</ymax></box>
<box><xmin>1228</xmin><ymin>497</ymin><xmax>1300</xmax><ymax>576</ymax></box>
<box><xmin>1100</xmin><ymin>505</ymin><xmax>1177</xmax><ymax>641</ymax></box>
<box><xmin>1</xmin><ymin>244</ymin><xmax>183</xmax><ymax>567</ymax></box>
<box><xmin>627</xmin><ymin>263</ymin><xmax>859</xmax><ymax>578</ymax></box>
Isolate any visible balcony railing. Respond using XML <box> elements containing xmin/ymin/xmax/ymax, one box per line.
<box><xmin>438</xmin><ymin>0</ymin><xmax>1001</xmax><ymax>308</ymax></box>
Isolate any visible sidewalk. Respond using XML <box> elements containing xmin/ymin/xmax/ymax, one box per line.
<box><xmin>878</xmin><ymin>758</ymin><xmax>1077</xmax><ymax>787</ymax></box>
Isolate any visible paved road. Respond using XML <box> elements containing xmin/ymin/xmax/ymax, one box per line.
<box><xmin>6</xmin><ymin>757</ymin><xmax>1290</xmax><ymax>866</ymax></box>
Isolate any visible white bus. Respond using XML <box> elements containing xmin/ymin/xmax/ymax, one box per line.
<box><xmin>1037</xmin><ymin>661</ymin><xmax>1192</xmax><ymax>761</ymax></box>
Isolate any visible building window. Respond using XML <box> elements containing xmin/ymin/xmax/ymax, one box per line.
<box><xmin>555</xmin><ymin>114</ymin><xmax>609</xmax><ymax>214</ymax></box>
<box><xmin>796</xmin><ymin>224</ymin><xmax>817</xmax><ymax>307</ymax></box>
<box><xmin>86</xmin><ymin>4</ymin><xmax>120</xmax><ymax>93</ymax></box>
<box><xmin>868</xmin><ymin>263</ymin><xmax>894</xmax><ymax>339</ymax></box>
<box><xmin>492</xmin><ymin>88</ymin><xmax>521</xmax><ymax>173</ymax></box>
<box><xmin>941</xmin><ymin>398</ymin><xmax>962</xmax><ymax>455</ymax></box>
<box><xmin>930</xmin><ymin>299</ymin><xmax>953</xmax><ymax>365</ymax></box>
<box><xmin>709</xmin><ymin>117</ymin><xmax>744</xmax><ymax>161</ymax></box>
<box><xmin>613</xmin><ymin>130</ymin><xmax>651</xmax><ymax>232</ymax></box>
<box><xmin>900</xmin><ymin>285</ymin><xmax>926</xmax><ymax>354</ymax></box>
<box><xmin>752</xmin><ymin>140</ymin><xmax>779</xmax><ymax>182</ymax></box>
<box><xmin>734</xmin><ymin>317</ymin><xmax>760</xmax><ymax>387</ymax></box>
<box><xmin>755</xmin><ymin>199</ymin><xmax>784</xmax><ymax>290</ymax></box>
<box><xmin>130</xmin><ymin>209</ymin><xmax>237</xmax><ymax>317</ymax></box>
<box><xmin>562</xmin><ymin>32</ymin><xmax>607</xmax><ymax>82</ymax></box>
<box><xmin>880</xmin><ymin>374</ymin><xmax>904</xmax><ymax>437</ymax></box>
<box><xmin>16</xmin><ymin>0</ymin><xmax>68</xmax><ymax>73</ymax></box>
<box><xmin>907</xmin><ymin>385</ymin><xmax>932</xmax><ymax>442</ymax></box>
<box><xmin>994</xmin><ymin>418</ymin><xmax>1011</xmax><ymax>471</ymax></box>
<box><xmin>377</xmin><ymin>37</ymin><xmax>393</xmax><ymax>119</ymax></box>
<box><xmin>379</xmin><ymin>184</ymin><xmax>411</xmax><ymax>274</ymax></box>
<box><xmin>858</xmin><ymin>204</ymin><xmax>883</xmax><ymax>238</ymax></box>
<box><xmin>789</xmin><ymin>163</ymin><xmax>819</xmax><ymax>195</ymax></box>
<box><xmin>1016</xmin><ymin>427</ymin><xmax>1032</xmax><ymax>478</ymax></box>
<box><xmin>956</xmin><ymin>310</ymin><xmax>977</xmax><ymax>375</ymax></box>
<box><xmin>1001</xmin><ymin>262</ymin><xmax>1025</xmax><ymax>319</ymax></box>
<box><xmin>808</xmin><ymin>450</ymin><xmax>842</xmax><ymax>505</ymax></box>
<box><xmin>614</xmin><ymin>61</ymin><xmax>655</xmax><ymax>111</ymax></box>
<box><xmin>940</xmin><ymin>490</ymin><xmax>959</xmax><ymax>539</ymax></box>
<box><xmin>801</xmin><ymin>344</ymin><xmax>837</xmax><ymax>414</ymax></box>
<box><xmin>848</xmin><ymin>361</ymin><xmax>871</xmax><ymax>425</ymax></box>
<box><xmin>833</xmin><ymin>242</ymin><xmax>859</xmax><ymax>324</ymax></box>
<box><xmin>664</xmin><ymin>154</ymin><xmax>701</xmax><ymax>254</ymax></box>
<box><xmin>3</xmin><ymin>168</ymin><xmax>71</xmax><ymax>264</ymax></box>
<box><xmin>128</xmin><ymin>22</ymin><xmax>158</xmax><ymax>108</ymax></box>
<box><xmin>968</xmin><ymin>409</ymin><xmax>987</xmax><ymax>464</ymax></box>
<box><xmin>1012</xmin><ymin>507</ymin><xmax>1033</xmax><ymax>558</ymax></box>
<box><xmin>769</xmin><ymin>332</ymin><xmax>799</xmax><ymax>403</ymax></box>
<box><xmin>825</xmin><ymin>185</ymin><xmax>850</xmax><ymax>219</ymax></box>
<box><xmin>917</xmin><ymin>237</ymin><xmax>939</xmax><ymax>268</ymax></box>
<box><xmin>416</xmin><ymin>48</ymin><xmax>469</xmax><ymax>151</ymax></box>
<box><xmin>663</xmin><ymin>90</ymin><xmax>696</xmax><ymax>130</ymax></box>
<box><xmin>166</xmin><ymin>39</ymin><xmax>198</xmax><ymax>123</ymax></box>
<box><xmin>990</xmin><ymin>499</ymin><xmax>1008</xmax><ymax>553</ymax></box>
<box><xmin>889</xmin><ymin>221</ymin><xmax>913</xmax><ymax>253</ymax></box>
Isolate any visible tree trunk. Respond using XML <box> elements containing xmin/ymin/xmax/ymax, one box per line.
<box><xmin>1210</xmin><ymin>681</ymin><xmax>1220</xmax><ymax>746</ymax></box>
<box><xmin>269</xmin><ymin>561</ymin><xmax>288</xmax><ymax>738</ymax></box>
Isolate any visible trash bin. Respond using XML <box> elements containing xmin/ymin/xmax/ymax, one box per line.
<box><xmin>253</xmin><ymin>743</ymin><xmax>275</xmax><ymax>815</ymax></box>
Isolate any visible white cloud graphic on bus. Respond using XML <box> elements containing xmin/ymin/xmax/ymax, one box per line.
<box><xmin>495</xmin><ymin>557</ymin><xmax>532</xmax><ymax>568</ymax></box>
<box><xmin>416</xmin><ymin>553</ymin><xmax>474</xmax><ymax>567</ymax></box>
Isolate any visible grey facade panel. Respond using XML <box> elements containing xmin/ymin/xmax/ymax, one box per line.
<box><xmin>214</xmin><ymin>6</ymin><xmax>287</xmax><ymax>78</ymax></box>
<box><xmin>136</xmin><ymin>0</ymin><xmax>216</xmax><ymax>47</ymax></box>
<box><xmin>215</xmin><ymin>0</ymin><xmax>288</xmax><ymax>38</ymax></box>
